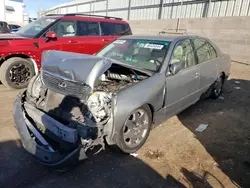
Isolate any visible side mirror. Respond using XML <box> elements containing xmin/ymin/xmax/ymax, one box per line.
<box><xmin>45</xmin><ymin>31</ymin><xmax>57</xmax><ymax>42</ymax></box>
<box><xmin>169</xmin><ymin>60</ymin><xmax>182</xmax><ymax>75</ymax></box>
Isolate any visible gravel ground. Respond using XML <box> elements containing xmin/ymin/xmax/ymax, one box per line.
<box><xmin>0</xmin><ymin>62</ymin><xmax>250</xmax><ymax>188</ymax></box>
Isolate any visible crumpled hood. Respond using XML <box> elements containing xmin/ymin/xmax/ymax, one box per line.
<box><xmin>0</xmin><ymin>33</ymin><xmax>27</xmax><ymax>40</ymax></box>
<box><xmin>41</xmin><ymin>50</ymin><xmax>113</xmax><ymax>89</ymax></box>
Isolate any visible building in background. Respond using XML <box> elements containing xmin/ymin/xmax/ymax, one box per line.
<box><xmin>39</xmin><ymin>0</ymin><xmax>250</xmax><ymax>20</ymax></box>
<box><xmin>0</xmin><ymin>0</ymin><xmax>28</xmax><ymax>25</ymax></box>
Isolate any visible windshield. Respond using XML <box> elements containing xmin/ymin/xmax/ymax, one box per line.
<box><xmin>16</xmin><ymin>18</ymin><xmax>57</xmax><ymax>37</ymax></box>
<box><xmin>96</xmin><ymin>39</ymin><xmax>170</xmax><ymax>72</ymax></box>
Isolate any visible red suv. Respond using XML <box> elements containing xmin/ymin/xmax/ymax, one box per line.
<box><xmin>0</xmin><ymin>14</ymin><xmax>132</xmax><ymax>89</ymax></box>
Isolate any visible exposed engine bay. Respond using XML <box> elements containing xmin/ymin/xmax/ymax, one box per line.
<box><xmin>94</xmin><ymin>65</ymin><xmax>148</xmax><ymax>92</ymax></box>
<box><xmin>25</xmin><ymin>64</ymin><xmax>149</xmax><ymax>154</ymax></box>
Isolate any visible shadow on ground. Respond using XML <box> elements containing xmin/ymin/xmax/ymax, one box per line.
<box><xmin>178</xmin><ymin>79</ymin><xmax>250</xmax><ymax>187</ymax></box>
<box><xmin>1</xmin><ymin>79</ymin><xmax>250</xmax><ymax>188</ymax></box>
<box><xmin>0</xmin><ymin>140</ymin><xmax>188</xmax><ymax>188</ymax></box>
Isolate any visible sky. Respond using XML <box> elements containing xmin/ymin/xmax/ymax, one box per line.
<box><xmin>23</xmin><ymin>0</ymin><xmax>70</xmax><ymax>18</ymax></box>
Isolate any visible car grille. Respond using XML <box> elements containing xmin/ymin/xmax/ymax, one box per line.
<box><xmin>41</xmin><ymin>71</ymin><xmax>90</xmax><ymax>99</ymax></box>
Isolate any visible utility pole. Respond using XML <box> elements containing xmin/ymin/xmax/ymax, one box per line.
<box><xmin>37</xmin><ymin>0</ymin><xmax>40</xmax><ymax>18</ymax></box>
<box><xmin>93</xmin><ymin>0</ymin><xmax>96</xmax><ymax>14</ymax></box>
<box><xmin>127</xmin><ymin>0</ymin><xmax>131</xmax><ymax>20</ymax></box>
<box><xmin>207</xmin><ymin>0</ymin><xmax>211</xmax><ymax>17</ymax></box>
<box><xmin>176</xmin><ymin>0</ymin><xmax>183</xmax><ymax>32</ymax></box>
<box><xmin>106</xmin><ymin>0</ymin><xmax>108</xmax><ymax>16</ymax></box>
<box><xmin>3</xmin><ymin>0</ymin><xmax>6</xmax><ymax>21</ymax></box>
<box><xmin>158</xmin><ymin>0</ymin><xmax>164</xmax><ymax>19</ymax></box>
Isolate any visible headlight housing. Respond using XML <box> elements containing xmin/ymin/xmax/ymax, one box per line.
<box><xmin>87</xmin><ymin>92</ymin><xmax>111</xmax><ymax>123</ymax></box>
<box><xmin>27</xmin><ymin>74</ymin><xmax>42</xmax><ymax>98</ymax></box>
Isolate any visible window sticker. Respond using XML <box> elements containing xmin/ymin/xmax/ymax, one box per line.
<box><xmin>144</xmin><ymin>43</ymin><xmax>164</xmax><ymax>50</ymax></box>
<box><xmin>114</xmin><ymin>40</ymin><xmax>126</xmax><ymax>44</ymax></box>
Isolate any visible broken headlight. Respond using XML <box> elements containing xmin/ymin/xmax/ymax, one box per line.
<box><xmin>27</xmin><ymin>74</ymin><xmax>42</xmax><ymax>98</ymax></box>
<box><xmin>87</xmin><ymin>92</ymin><xmax>111</xmax><ymax>124</ymax></box>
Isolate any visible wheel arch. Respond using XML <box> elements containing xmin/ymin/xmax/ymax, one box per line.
<box><xmin>145</xmin><ymin>103</ymin><xmax>154</xmax><ymax>122</ymax></box>
<box><xmin>220</xmin><ymin>71</ymin><xmax>226</xmax><ymax>82</ymax></box>
<box><xmin>0</xmin><ymin>54</ymin><xmax>39</xmax><ymax>75</ymax></box>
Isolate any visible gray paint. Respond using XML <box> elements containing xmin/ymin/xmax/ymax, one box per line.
<box><xmin>42</xmin><ymin>50</ymin><xmax>110</xmax><ymax>89</ymax></box>
<box><xmin>112</xmin><ymin>73</ymin><xmax>165</xmax><ymax>143</ymax></box>
<box><xmin>24</xmin><ymin>102</ymin><xmax>78</xmax><ymax>143</ymax></box>
<box><xmin>16</xmin><ymin>35</ymin><xmax>231</xmax><ymax>151</ymax></box>
<box><xmin>42</xmin><ymin>50</ymin><xmax>153</xmax><ymax>90</ymax></box>
<box><xmin>104</xmin><ymin>35</ymin><xmax>230</xmax><ymax>144</ymax></box>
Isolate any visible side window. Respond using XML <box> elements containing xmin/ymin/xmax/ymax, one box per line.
<box><xmin>193</xmin><ymin>38</ymin><xmax>213</xmax><ymax>64</ymax></box>
<box><xmin>100</xmin><ymin>22</ymin><xmax>131</xmax><ymax>36</ymax></box>
<box><xmin>207</xmin><ymin>42</ymin><xmax>217</xmax><ymax>59</ymax></box>
<box><xmin>50</xmin><ymin>20</ymin><xmax>76</xmax><ymax>37</ymax></box>
<box><xmin>77</xmin><ymin>21</ymin><xmax>100</xmax><ymax>36</ymax></box>
<box><xmin>170</xmin><ymin>39</ymin><xmax>196</xmax><ymax>70</ymax></box>
<box><xmin>113</xmin><ymin>24</ymin><xmax>132</xmax><ymax>35</ymax></box>
<box><xmin>100</xmin><ymin>22</ymin><xmax>115</xmax><ymax>36</ymax></box>
<box><xmin>123</xmin><ymin>24</ymin><xmax>132</xmax><ymax>35</ymax></box>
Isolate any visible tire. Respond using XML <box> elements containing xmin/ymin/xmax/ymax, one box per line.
<box><xmin>209</xmin><ymin>75</ymin><xmax>224</xmax><ymax>99</ymax></box>
<box><xmin>116</xmin><ymin>105</ymin><xmax>152</xmax><ymax>154</ymax></box>
<box><xmin>0</xmin><ymin>57</ymin><xmax>35</xmax><ymax>89</ymax></box>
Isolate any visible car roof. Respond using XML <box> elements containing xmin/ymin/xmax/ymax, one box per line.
<box><xmin>44</xmin><ymin>14</ymin><xmax>128</xmax><ymax>24</ymax></box>
<box><xmin>119</xmin><ymin>35</ymin><xmax>197</xmax><ymax>42</ymax></box>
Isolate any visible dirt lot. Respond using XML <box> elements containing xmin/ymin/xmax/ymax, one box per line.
<box><xmin>0</xmin><ymin>62</ymin><xmax>250</xmax><ymax>188</ymax></box>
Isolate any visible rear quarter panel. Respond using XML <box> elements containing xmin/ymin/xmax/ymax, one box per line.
<box><xmin>208</xmin><ymin>38</ymin><xmax>231</xmax><ymax>78</ymax></box>
<box><xmin>218</xmin><ymin>53</ymin><xmax>231</xmax><ymax>78</ymax></box>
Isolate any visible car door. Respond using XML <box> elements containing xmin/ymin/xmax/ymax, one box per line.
<box><xmin>192</xmin><ymin>38</ymin><xmax>218</xmax><ymax>95</ymax></box>
<box><xmin>165</xmin><ymin>39</ymin><xmax>200</xmax><ymax>117</ymax></box>
<box><xmin>75</xmin><ymin>20</ymin><xmax>105</xmax><ymax>54</ymax></box>
<box><xmin>99</xmin><ymin>22</ymin><xmax>121</xmax><ymax>48</ymax></box>
<box><xmin>39</xmin><ymin>19</ymin><xmax>81</xmax><ymax>53</ymax></box>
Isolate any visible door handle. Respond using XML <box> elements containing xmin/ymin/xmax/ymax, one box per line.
<box><xmin>195</xmin><ymin>72</ymin><xmax>199</xmax><ymax>78</ymax></box>
<box><xmin>102</xmin><ymin>39</ymin><xmax>109</xmax><ymax>42</ymax></box>
<box><xmin>68</xmin><ymin>40</ymin><xmax>79</xmax><ymax>44</ymax></box>
<box><xmin>215</xmin><ymin>64</ymin><xmax>218</xmax><ymax>68</ymax></box>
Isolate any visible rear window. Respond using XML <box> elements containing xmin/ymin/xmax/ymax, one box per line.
<box><xmin>100</xmin><ymin>22</ymin><xmax>131</xmax><ymax>36</ymax></box>
<box><xmin>0</xmin><ymin>22</ymin><xmax>7</xmax><ymax>28</ymax></box>
<box><xmin>0</xmin><ymin>22</ymin><xmax>9</xmax><ymax>32</ymax></box>
<box><xmin>193</xmin><ymin>38</ymin><xmax>217</xmax><ymax>64</ymax></box>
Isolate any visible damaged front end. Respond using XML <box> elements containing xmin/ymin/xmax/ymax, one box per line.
<box><xmin>13</xmin><ymin>51</ymin><xmax>149</xmax><ymax>166</ymax></box>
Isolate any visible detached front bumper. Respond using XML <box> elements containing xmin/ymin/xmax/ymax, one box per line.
<box><xmin>13</xmin><ymin>92</ymin><xmax>87</xmax><ymax>167</ymax></box>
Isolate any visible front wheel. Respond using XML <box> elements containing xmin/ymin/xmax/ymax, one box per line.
<box><xmin>116</xmin><ymin>105</ymin><xmax>152</xmax><ymax>153</ymax></box>
<box><xmin>0</xmin><ymin>57</ymin><xmax>35</xmax><ymax>89</ymax></box>
<box><xmin>209</xmin><ymin>76</ymin><xmax>224</xmax><ymax>99</ymax></box>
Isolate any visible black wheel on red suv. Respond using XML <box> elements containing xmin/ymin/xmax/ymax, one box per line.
<box><xmin>0</xmin><ymin>57</ymin><xmax>35</xmax><ymax>89</ymax></box>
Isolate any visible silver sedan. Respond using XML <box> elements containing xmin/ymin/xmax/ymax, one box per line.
<box><xmin>13</xmin><ymin>35</ymin><xmax>231</xmax><ymax>167</ymax></box>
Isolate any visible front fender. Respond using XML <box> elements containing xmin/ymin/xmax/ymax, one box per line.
<box><xmin>111</xmin><ymin>73</ymin><xmax>165</xmax><ymax>143</ymax></box>
<box><xmin>0</xmin><ymin>40</ymin><xmax>41</xmax><ymax>69</ymax></box>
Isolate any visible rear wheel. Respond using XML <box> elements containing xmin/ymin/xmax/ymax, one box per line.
<box><xmin>116</xmin><ymin>105</ymin><xmax>152</xmax><ymax>153</ymax></box>
<box><xmin>209</xmin><ymin>75</ymin><xmax>224</xmax><ymax>99</ymax></box>
<box><xmin>0</xmin><ymin>57</ymin><xmax>35</xmax><ymax>89</ymax></box>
